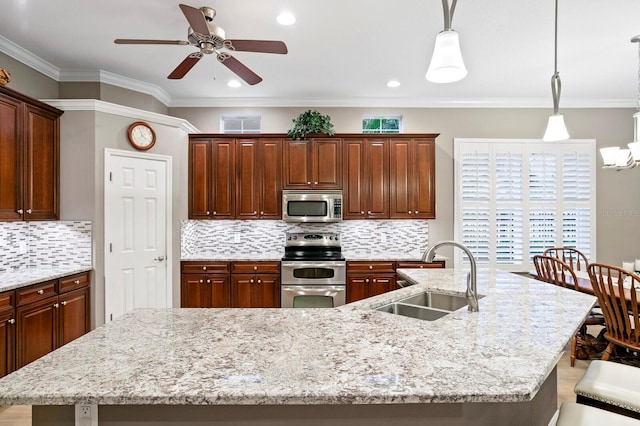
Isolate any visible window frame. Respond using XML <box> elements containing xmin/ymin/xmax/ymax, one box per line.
<box><xmin>220</xmin><ymin>114</ymin><xmax>261</xmax><ymax>134</ymax></box>
<box><xmin>453</xmin><ymin>138</ymin><xmax>597</xmax><ymax>271</ymax></box>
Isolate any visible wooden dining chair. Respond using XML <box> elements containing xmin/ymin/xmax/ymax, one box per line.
<box><xmin>587</xmin><ymin>263</ymin><xmax>640</xmax><ymax>362</ymax></box>
<box><xmin>533</xmin><ymin>255</ymin><xmax>605</xmax><ymax>366</ymax></box>
<box><xmin>543</xmin><ymin>247</ymin><xmax>589</xmax><ymax>272</ymax></box>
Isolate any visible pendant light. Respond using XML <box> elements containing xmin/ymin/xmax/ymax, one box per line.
<box><xmin>426</xmin><ymin>0</ymin><xmax>467</xmax><ymax>83</ymax></box>
<box><xmin>542</xmin><ymin>0</ymin><xmax>570</xmax><ymax>142</ymax></box>
<box><xmin>600</xmin><ymin>35</ymin><xmax>640</xmax><ymax>170</ymax></box>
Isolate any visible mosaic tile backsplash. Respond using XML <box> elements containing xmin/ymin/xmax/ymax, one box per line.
<box><xmin>0</xmin><ymin>221</ymin><xmax>92</xmax><ymax>271</ymax></box>
<box><xmin>181</xmin><ymin>220</ymin><xmax>429</xmax><ymax>259</ymax></box>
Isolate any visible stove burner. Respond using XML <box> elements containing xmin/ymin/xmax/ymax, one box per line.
<box><xmin>283</xmin><ymin>232</ymin><xmax>343</xmax><ymax>261</ymax></box>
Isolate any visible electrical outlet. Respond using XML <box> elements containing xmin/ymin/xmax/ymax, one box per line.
<box><xmin>75</xmin><ymin>404</ymin><xmax>98</xmax><ymax>426</ymax></box>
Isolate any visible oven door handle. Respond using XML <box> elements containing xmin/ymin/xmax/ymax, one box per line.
<box><xmin>281</xmin><ymin>285</ymin><xmax>345</xmax><ymax>293</ymax></box>
<box><xmin>281</xmin><ymin>262</ymin><xmax>345</xmax><ymax>269</ymax></box>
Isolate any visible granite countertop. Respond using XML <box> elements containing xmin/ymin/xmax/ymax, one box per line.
<box><xmin>181</xmin><ymin>251</ymin><xmax>445</xmax><ymax>262</ymax></box>
<box><xmin>0</xmin><ymin>268</ymin><xmax>595</xmax><ymax>406</ymax></box>
<box><xmin>0</xmin><ymin>265</ymin><xmax>93</xmax><ymax>292</ymax></box>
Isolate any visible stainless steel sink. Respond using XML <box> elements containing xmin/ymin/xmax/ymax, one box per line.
<box><xmin>375</xmin><ymin>291</ymin><xmax>483</xmax><ymax>321</ymax></box>
<box><xmin>397</xmin><ymin>291</ymin><xmax>470</xmax><ymax>311</ymax></box>
<box><xmin>376</xmin><ymin>303</ymin><xmax>450</xmax><ymax>321</ymax></box>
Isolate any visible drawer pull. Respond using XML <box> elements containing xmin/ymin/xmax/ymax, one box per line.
<box><xmin>37</xmin><ymin>289</ymin><xmax>44</xmax><ymax>295</ymax></box>
<box><xmin>253</xmin><ymin>266</ymin><xmax>258</xmax><ymax>271</ymax></box>
<box><xmin>7</xmin><ymin>319</ymin><xmax>15</xmax><ymax>325</ymax></box>
<box><xmin>368</xmin><ymin>265</ymin><xmax>373</xmax><ymax>270</ymax></box>
<box><xmin>202</xmin><ymin>266</ymin><xmax>207</xmax><ymax>271</ymax></box>
<box><xmin>74</xmin><ymin>280</ymin><xmax>80</xmax><ymax>285</ymax></box>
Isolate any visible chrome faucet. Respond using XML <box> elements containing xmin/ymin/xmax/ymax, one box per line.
<box><xmin>422</xmin><ymin>240</ymin><xmax>479</xmax><ymax>312</ymax></box>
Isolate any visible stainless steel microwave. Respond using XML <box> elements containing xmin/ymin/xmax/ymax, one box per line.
<box><xmin>282</xmin><ymin>190</ymin><xmax>343</xmax><ymax>222</ymax></box>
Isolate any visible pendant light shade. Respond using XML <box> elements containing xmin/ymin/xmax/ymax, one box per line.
<box><xmin>426</xmin><ymin>30</ymin><xmax>467</xmax><ymax>83</ymax></box>
<box><xmin>543</xmin><ymin>114</ymin><xmax>570</xmax><ymax>142</ymax></box>
<box><xmin>426</xmin><ymin>0</ymin><xmax>467</xmax><ymax>84</ymax></box>
<box><xmin>543</xmin><ymin>0</ymin><xmax>570</xmax><ymax>141</ymax></box>
<box><xmin>600</xmin><ymin>38</ymin><xmax>640</xmax><ymax>170</ymax></box>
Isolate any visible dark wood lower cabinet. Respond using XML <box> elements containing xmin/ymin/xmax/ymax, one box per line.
<box><xmin>4</xmin><ymin>271</ymin><xmax>91</xmax><ymax>372</ymax></box>
<box><xmin>180</xmin><ymin>274</ymin><xmax>231</xmax><ymax>308</ymax></box>
<box><xmin>0</xmin><ymin>308</ymin><xmax>15</xmax><ymax>378</ymax></box>
<box><xmin>231</xmin><ymin>274</ymin><xmax>280</xmax><ymax>308</ymax></box>
<box><xmin>16</xmin><ymin>295</ymin><xmax>59</xmax><ymax>369</ymax></box>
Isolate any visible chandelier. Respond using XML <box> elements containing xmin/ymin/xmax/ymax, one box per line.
<box><xmin>600</xmin><ymin>35</ymin><xmax>640</xmax><ymax>170</ymax></box>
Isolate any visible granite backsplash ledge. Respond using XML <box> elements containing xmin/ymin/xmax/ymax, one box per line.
<box><xmin>0</xmin><ymin>221</ymin><xmax>92</xmax><ymax>271</ymax></box>
<box><xmin>181</xmin><ymin>220</ymin><xmax>429</xmax><ymax>259</ymax></box>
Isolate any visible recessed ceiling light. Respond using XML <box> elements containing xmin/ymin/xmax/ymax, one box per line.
<box><xmin>277</xmin><ymin>12</ymin><xmax>296</xmax><ymax>25</ymax></box>
<box><xmin>227</xmin><ymin>80</ymin><xmax>241</xmax><ymax>88</ymax></box>
<box><xmin>386</xmin><ymin>80</ymin><xmax>401</xmax><ymax>88</ymax></box>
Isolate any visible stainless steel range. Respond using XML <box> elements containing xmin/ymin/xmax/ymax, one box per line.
<box><xmin>281</xmin><ymin>232</ymin><xmax>346</xmax><ymax>308</ymax></box>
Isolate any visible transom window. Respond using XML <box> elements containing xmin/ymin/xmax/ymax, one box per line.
<box><xmin>454</xmin><ymin>138</ymin><xmax>596</xmax><ymax>271</ymax></box>
<box><xmin>362</xmin><ymin>116</ymin><xmax>402</xmax><ymax>134</ymax></box>
<box><xmin>220</xmin><ymin>115</ymin><xmax>261</xmax><ymax>134</ymax></box>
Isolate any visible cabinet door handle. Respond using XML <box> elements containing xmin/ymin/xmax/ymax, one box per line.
<box><xmin>260</xmin><ymin>211</ymin><xmax>264</xmax><ymax>215</ymax></box>
<box><xmin>365</xmin><ymin>278</ymin><xmax>370</xmax><ymax>283</ymax></box>
<box><xmin>206</xmin><ymin>211</ymin><xmax>211</xmax><ymax>215</ymax></box>
<box><xmin>26</xmin><ymin>209</ymin><xmax>32</xmax><ymax>214</ymax></box>
<box><xmin>37</xmin><ymin>289</ymin><xmax>44</xmax><ymax>295</ymax></box>
<box><xmin>307</xmin><ymin>181</ymin><xmax>311</xmax><ymax>185</ymax></box>
<box><xmin>368</xmin><ymin>211</ymin><xmax>371</xmax><ymax>215</ymax></box>
<box><xmin>372</xmin><ymin>278</ymin><xmax>377</xmax><ymax>283</ymax></box>
<box><xmin>53</xmin><ymin>303</ymin><xmax>59</xmax><ymax>308</ymax></box>
<box><xmin>213</xmin><ymin>211</ymin><xmax>217</xmax><ymax>215</ymax></box>
<box><xmin>408</xmin><ymin>211</ymin><xmax>412</xmax><ymax>215</ymax></box>
<box><xmin>314</xmin><ymin>181</ymin><xmax>318</xmax><ymax>185</ymax></box>
<box><xmin>61</xmin><ymin>301</ymin><xmax>67</xmax><ymax>306</ymax></box>
<box><xmin>7</xmin><ymin>319</ymin><xmax>15</xmax><ymax>325</ymax></box>
<box><xmin>250</xmin><ymin>279</ymin><xmax>255</xmax><ymax>284</ymax></box>
<box><xmin>360</xmin><ymin>211</ymin><xmax>364</xmax><ymax>215</ymax></box>
<box><xmin>17</xmin><ymin>209</ymin><xmax>23</xmax><ymax>214</ymax></box>
<box><xmin>199</xmin><ymin>279</ymin><xmax>204</xmax><ymax>283</ymax></box>
<box><xmin>414</xmin><ymin>210</ymin><xmax>419</xmax><ymax>214</ymax></box>
<box><xmin>253</xmin><ymin>211</ymin><xmax>257</xmax><ymax>215</ymax></box>
<box><xmin>257</xmin><ymin>279</ymin><xmax>262</xmax><ymax>284</ymax></box>
<box><xmin>206</xmin><ymin>279</ymin><xmax>211</xmax><ymax>284</ymax></box>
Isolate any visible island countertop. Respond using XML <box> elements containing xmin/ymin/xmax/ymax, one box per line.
<box><xmin>0</xmin><ymin>268</ymin><xmax>595</xmax><ymax>407</ymax></box>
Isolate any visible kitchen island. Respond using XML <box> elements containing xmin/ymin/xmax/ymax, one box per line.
<box><xmin>0</xmin><ymin>268</ymin><xmax>595</xmax><ymax>425</ymax></box>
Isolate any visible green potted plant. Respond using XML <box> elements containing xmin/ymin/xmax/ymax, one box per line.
<box><xmin>287</xmin><ymin>109</ymin><xmax>335</xmax><ymax>140</ymax></box>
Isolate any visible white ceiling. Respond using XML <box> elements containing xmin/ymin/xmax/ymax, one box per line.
<box><xmin>1</xmin><ymin>0</ymin><xmax>639</xmax><ymax>108</ymax></box>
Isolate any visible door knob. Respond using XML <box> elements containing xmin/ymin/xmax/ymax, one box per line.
<box><xmin>154</xmin><ymin>256</ymin><xmax>165</xmax><ymax>261</ymax></box>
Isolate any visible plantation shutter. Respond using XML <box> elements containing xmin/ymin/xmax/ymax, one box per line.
<box><xmin>454</xmin><ymin>139</ymin><xmax>596</xmax><ymax>270</ymax></box>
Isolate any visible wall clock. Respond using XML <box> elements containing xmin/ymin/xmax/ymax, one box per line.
<box><xmin>127</xmin><ymin>121</ymin><xmax>156</xmax><ymax>151</ymax></box>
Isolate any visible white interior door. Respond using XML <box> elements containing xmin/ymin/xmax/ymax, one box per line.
<box><xmin>104</xmin><ymin>149</ymin><xmax>172</xmax><ymax>322</ymax></box>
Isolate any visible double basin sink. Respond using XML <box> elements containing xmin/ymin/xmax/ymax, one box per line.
<box><xmin>376</xmin><ymin>291</ymin><xmax>481</xmax><ymax>321</ymax></box>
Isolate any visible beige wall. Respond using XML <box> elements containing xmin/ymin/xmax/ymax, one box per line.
<box><xmin>170</xmin><ymin>106</ymin><xmax>640</xmax><ymax>266</ymax></box>
<box><xmin>0</xmin><ymin>52</ymin><xmax>58</xmax><ymax>99</ymax></box>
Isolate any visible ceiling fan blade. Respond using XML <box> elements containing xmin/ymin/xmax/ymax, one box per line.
<box><xmin>168</xmin><ymin>52</ymin><xmax>203</xmax><ymax>79</ymax></box>
<box><xmin>115</xmin><ymin>39</ymin><xmax>190</xmax><ymax>45</ymax></box>
<box><xmin>224</xmin><ymin>40</ymin><xmax>288</xmax><ymax>54</ymax></box>
<box><xmin>179</xmin><ymin>4</ymin><xmax>211</xmax><ymax>36</ymax></box>
<box><xmin>217</xmin><ymin>53</ymin><xmax>262</xmax><ymax>85</ymax></box>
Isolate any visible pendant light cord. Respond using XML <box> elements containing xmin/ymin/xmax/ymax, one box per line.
<box><xmin>634</xmin><ymin>35</ymin><xmax>640</xmax><ymax>113</ymax></box>
<box><xmin>441</xmin><ymin>0</ymin><xmax>458</xmax><ymax>30</ymax></box>
<box><xmin>550</xmin><ymin>0</ymin><xmax>561</xmax><ymax>115</ymax></box>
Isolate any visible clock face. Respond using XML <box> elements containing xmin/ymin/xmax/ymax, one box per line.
<box><xmin>128</xmin><ymin>122</ymin><xmax>156</xmax><ymax>150</ymax></box>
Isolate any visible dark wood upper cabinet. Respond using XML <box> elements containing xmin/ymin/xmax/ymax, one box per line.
<box><xmin>389</xmin><ymin>138</ymin><xmax>436</xmax><ymax>219</ymax></box>
<box><xmin>188</xmin><ymin>134</ymin><xmax>436</xmax><ymax>220</ymax></box>
<box><xmin>0</xmin><ymin>86</ymin><xmax>62</xmax><ymax>221</ymax></box>
<box><xmin>283</xmin><ymin>138</ymin><xmax>342</xmax><ymax>189</ymax></box>
<box><xmin>188</xmin><ymin>138</ymin><xmax>235</xmax><ymax>219</ymax></box>
<box><xmin>343</xmin><ymin>138</ymin><xmax>389</xmax><ymax>219</ymax></box>
<box><xmin>236</xmin><ymin>138</ymin><xmax>282</xmax><ymax>219</ymax></box>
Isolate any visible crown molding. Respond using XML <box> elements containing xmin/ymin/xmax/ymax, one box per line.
<box><xmin>0</xmin><ymin>35</ymin><xmax>60</xmax><ymax>80</ymax></box>
<box><xmin>41</xmin><ymin>99</ymin><xmax>199</xmax><ymax>133</ymax></box>
<box><xmin>2</xmin><ymin>34</ymin><xmax>637</xmax><ymax>110</ymax></box>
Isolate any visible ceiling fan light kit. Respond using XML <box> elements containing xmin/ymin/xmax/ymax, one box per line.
<box><xmin>114</xmin><ymin>4</ymin><xmax>288</xmax><ymax>85</ymax></box>
<box><xmin>426</xmin><ymin>0</ymin><xmax>467</xmax><ymax>84</ymax></box>
<box><xmin>600</xmin><ymin>35</ymin><xmax>640</xmax><ymax>170</ymax></box>
<box><xmin>542</xmin><ymin>0</ymin><xmax>570</xmax><ymax>142</ymax></box>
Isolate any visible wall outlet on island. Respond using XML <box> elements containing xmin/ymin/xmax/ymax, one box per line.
<box><xmin>74</xmin><ymin>404</ymin><xmax>98</xmax><ymax>426</ymax></box>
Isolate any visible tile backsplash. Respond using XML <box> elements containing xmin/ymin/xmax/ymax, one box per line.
<box><xmin>181</xmin><ymin>220</ymin><xmax>429</xmax><ymax>258</ymax></box>
<box><xmin>0</xmin><ymin>221</ymin><xmax>92</xmax><ymax>271</ymax></box>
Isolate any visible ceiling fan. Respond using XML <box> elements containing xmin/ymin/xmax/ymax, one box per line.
<box><xmin>114</xmin><ymin>4</ymin><xmax>288</xmax><ymax>85</ymax></box>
